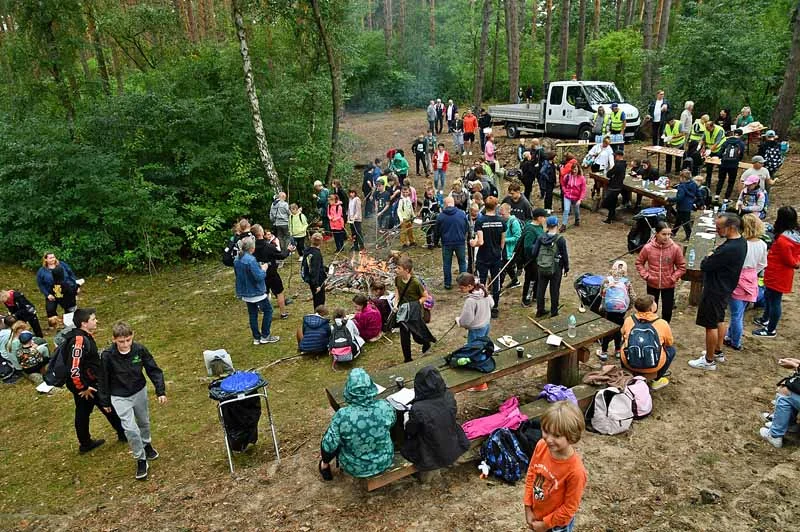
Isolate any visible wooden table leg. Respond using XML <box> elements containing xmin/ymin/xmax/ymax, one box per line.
<box><xmin>547</xmin><ymin>351</ymin><xmax>580</xmax><ymax>387</ymax></box>
<box><xmin>688</xmin><ymin>281</ymin><xmax>702</xmax><ymax>306</ymax></box>
<box><xmin>577</xmin><ymin>346</ymin><xmax>590</xmax><ymax>364</ymax></box>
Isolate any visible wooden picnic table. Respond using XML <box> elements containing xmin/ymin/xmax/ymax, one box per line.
<box><xmin>642</xmin><ymin>145</ymin><xmax>754</xmax><ymax>172</ymax></box>
<box><xmin>681</xmin><ymin>213</ymin><xmax>718</xmax><ymax>305</ymax></box>
<box><xmin>590</xmin><ymin>171</ymin><xmax>677</xmax><ymax>211</ymax></box>
<box><xmin>324</xmin><ymin>312</ymin><xmax>619</xmax><ymax>411</ymax></box>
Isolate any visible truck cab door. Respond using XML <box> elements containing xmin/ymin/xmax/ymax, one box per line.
<box><xmin>545</xmin><ymin>85</ymin><xmax>568</xmax><ymax>136</ymax></box>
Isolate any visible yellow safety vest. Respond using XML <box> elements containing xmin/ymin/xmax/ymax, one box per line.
<box><xmin>689</xmin><ymin>120</ymin><xmax>705</xmax><ymax>142</ymax></box>
<box><xmin>664</xmin><ymin>121</ymin><xmax>684</xmax><ymax>146</ymax></box>
<box><xmin>704</xmin><ymin>124</ymin><xmax>725</xmax><ymax>152</ymax></box>
<box><xmin>609</xmin><ymin>110</ymin><xmax>624</xmax><ymax>132</ymax></box>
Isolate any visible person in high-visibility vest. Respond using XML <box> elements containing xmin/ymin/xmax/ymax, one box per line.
<box><xmin>663</xmin><ymin>117</ymin><xmax>686</xmax><ymax>174</ymax></box>
<box><xmin>690</xmin><ymin>115</ymin><xmax>706</xmax><ymax>143</ymax></box>
<box><xmin>609</xmin><ymin>102</ymin><xmax>626</xmax><ymax>153</ymax></box>
<box><xmin>702</xmin><ymin>119</ymin><xmax>726</xmax><ymax>187</ymax></box>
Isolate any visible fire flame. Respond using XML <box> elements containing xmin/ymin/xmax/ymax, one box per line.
<box><xmin>351</xmin><ymin>250</ymin><xmax>389</xmax><ymax>273</ymax></box>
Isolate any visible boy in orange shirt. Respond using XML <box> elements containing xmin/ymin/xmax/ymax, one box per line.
<box><xmin>620</xmin><ymin>294</ymin><xmax>676</xmax><ymax>390</ymax></box>
<box><xmin>523</xmin><ymin>401</ymin><xmax>587</xmax><ymax>532</ymax></box>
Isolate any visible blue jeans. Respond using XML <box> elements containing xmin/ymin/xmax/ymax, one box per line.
<box><xmin>442</xmin><ymin>244</ymin><xmax>467</xmax><ymax>288</ymax></box>
<box><xmin>760</xmin><ymin>287</ymin><xmax>783</xmax><ymax>333</ymax></box>
<box><xmin>549</xmin><ymin>518</ymin><xmax>575</xmax><ymax>532</ymax></box>
<box><xmin>770</xmin><ymin>392</ymin><xmax>800</xmax><ymax>438</ymax></box>
<box><xmin>467</xmin><ymin>323</ymin><xmax>490</xmax><ymax>343</ymax></box>
<box><xmin>658</xmin><ymin>345</ymin><xmax>677</xmax><ymax>379</ymax></box>
<box><xmin>476</xmin><ymin>260</ymin><xmax>502</xmax><ymax>309</ymax></box>
<box><xmin>434</xmin><ymin>169</ymin><xmax>447</xmax><ymax>190</ymax></box>
<box><xmin>246</xmin><ymin>298</ymin><xmax>273</xmax><ymax>340</ymax></box>
<box><xmin>727</xmin><ymin>298</ymin><xmax>748</xmax><ymax>347</ymax></box>
<box><xmin>561</xmin><ymin>197</ymin><xmax>581</xmax><ymax>226</ymax></box>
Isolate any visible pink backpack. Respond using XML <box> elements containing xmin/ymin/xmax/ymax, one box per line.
<box><xmin>627</xmin><ymin>376</ymin><xmax>653</xmax><ymax>419</ymax></box>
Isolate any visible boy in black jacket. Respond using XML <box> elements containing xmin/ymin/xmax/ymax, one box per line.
<box><xmin>302</xmin><ymin>233</ymin><xmax>327</xmax><ymax>309</ymax></box>
<box><xmin>0</xmin><ymin>289</ymin><xmax>44</xmax><ymax>337</ymax></box>
<box><xmin>603</xmin><ymin>150</ymin><xmax>628</xmax><ymax>224</ymax></box>
<box><xmin>62</xmin><ymin>308</ymin><xmax>125</xmax><ymax>454</ymax></box>
<box><xmin>99</xmin><ymin>321</ymin><xmax>166</xmax><ymax>480</ymax></box>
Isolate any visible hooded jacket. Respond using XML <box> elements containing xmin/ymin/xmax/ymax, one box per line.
<box><xmin>353</xmin><ymin>302</ymin><xmax>382</xmax><ymax>341</ymax></box>
<box><xmin>321</xmin><ymin>368</ymin><xmax>396</xmax><ymax>478</ymax></box>
<box><xmin>457</xmin><ymin>289</ymin><xmax>494</xmax><ymax>330</ymax></box>
<box><xmin>391</xmin><ymin>153</ymin><xmax>410</xmax><ymax>176</ymax></box>
<box><xmin>298</xmin><ymin>314</ymin><xmax>330</xmax><ymax>352</ymax></box>
<box><xmin>636</xmin><ymin>238</ymin><xmax>687</xmax><ymax>289</ymax></box>
<box><xmin>560</xmin><ymin>171</ymin><xmax>587</xmax><ymax>202</ymax></box>
<box><xmin>36</xmin><ymin>262</ymin><xmax>77</xmax><ymax>298</ymax></box>
<box><xmin>401</xmin><ymin>366</ymin><xmax>469</xmax><ymax>471</ymax></box>
<box><xmin>269</xmin><ymin>198</ymin><xmax>290</xmax><ymax>227</ymax></box>
<box><xmin>670</xmin><ymin>180</ymin><xmax>699</xmax><ymax>212</ymax></box>
<box><xmin>763</xmin><ymin>230</ymin><xmax>800</xmax><ymax>294</ymax></box>
<box><xmin>327</xmin><ymin>202</ymin><xmax>345</xmax><ymax>231</ymax></box>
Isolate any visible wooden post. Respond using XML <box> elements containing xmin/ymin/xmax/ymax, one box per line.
<box><xmin>547</xmin><ymin>350</ymin><xmax>580</xmax><ymax>386</ymax></box>
<box><xmin>689</xmin><ymin>281</ymin><xmax>702</xmax><ymax>306</ymax></box>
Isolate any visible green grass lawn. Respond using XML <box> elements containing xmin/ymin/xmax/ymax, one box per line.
<box><xmin>0</xmin><ymin>240</ymin><xmax>462</xmax><ymax>516</ymax></box>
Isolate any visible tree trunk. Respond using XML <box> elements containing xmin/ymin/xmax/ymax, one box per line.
<box><xmin>231</xmin><ymin>0</ymin><xmax>282</xmax><ymax>193</ymax></box>
<box><xmin>531</xmin><ymin>0</ymin><xmax>537</xmax><ymax>43</ymax></box>
<box><xmin>79</xmin><ymin>47</ymin><xmax>92</xmax><ymax>81</ymax></box>
<box><xmin>110</xmin><ymin>41</ymin><xmax>125</xmax><ymax>95</ymax></box>
<box><xmin>557</xmin><ymin>0</ymin><xmax>570</xmax><ymax>79</ymax></box>
<box><xmin>384</xmin><ymin>0</ymin><xmax>393</xmax><ymax>59</ymax></box>
<box><xmin>506</xmin><ymin>0</ymin><xmax>521</xmax><ymax>101</ymax></box>
<box><xmin>398</xmin><ymin>0</ymin><xmax>405</xmax><ymax>55</ymax></box>
<box><xmin>654</xmin><ymin>0</ymin><xmax>664</xmax><ymax>36</ymax></box>
<box><xmin>86</xmin><ymin>2</ymin><xmax>111</xmax><ymax>96</ymax></box>
<box><xmin>640</xmin><ymin>0</ymin><xmax>655</xmax><ymax>97</ymax></box>
<box><xmin>490</xmin><ymin>2</ymin><xmax>500</xmax><ymax>99</ymax></box>
<box><xmin>429</xmin><ymin>0</ymin><xmax>435</xmax><ymax>47</ymax></box>
<box><xmin>196</xmin><ymin>0</ymin><xmax>207</xmax><ymax>39</ymax></box>
<box><xmin>624</xmin><ymin>0</ymin><xmax>634</xmax><ymax>27</ymax></box>
<box><xmin>615</xmin><ymin>0</ymin><xmax>622</xmax><ymax>29</ymax></box>
<box><xmin>576</xmin><ymin>0</ymin><xmax>586</xmax><ymax>79</ymax></box>
<box><xmin>368</xmin><ymin>0</ymin><xmax>374</xmax><ymax>30</ymax></box>
<box><xmin>771</xmin><ymin>3</ymin><xmax>800</xmax><ymax>139</ymax></box>
<box><xmin>657</xmin><ymin>0</ymin><xmax>671</xmax><ymax>50</ymax></box>
<box><xmin>44</xmin><ymin>19</ymin><xmax>76</xmax><ymax>137</ymax></box>
<box><xmin>543</xmin><ymin>0</ymin><xmax>552</xmax><ymax>95</ymax></box>
<box><xmin>310</xmin><ymin>0</ymin><xmax>341</xmax><ymax>186</ymax></box>
<box><xmin>186</xmin><ymin>0</ymin><xmax>198</xmax><ymax>42</ymax></box>
<box><xmin>473</xmin><ymin>0</ymin><xmax>492</xmax><ymax>111</ymax></box>
<box><xmin>592</xmin><ymin>0</ymin><xmax>600</xmax><ymax>71</ymax></box>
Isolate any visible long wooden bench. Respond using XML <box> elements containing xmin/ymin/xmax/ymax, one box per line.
<box><xmin>363</xmin><ymin>383</ymin><xmax>601</xmax><ymax>491</ymax></box>
<box><xmin>325</xmin><ymin>312</ymin><xmax>617</xmax><ymax>411</ymax></box>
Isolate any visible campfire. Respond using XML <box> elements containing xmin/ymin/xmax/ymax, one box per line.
<box><xmin>324</xmin><ymin>250</ymin><xmax>398</xmax><ymax>292</ymax></box>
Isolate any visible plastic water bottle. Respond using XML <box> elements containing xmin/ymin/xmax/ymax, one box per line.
<box><xmin>687</xmin><ymin>248</ymin><xmax>696</xmax><ymax>268</ymax></box>
<box><xmin>568</xmin><ymin>315</ymin><xmax>577</xmax><ymax>339</ymax></box>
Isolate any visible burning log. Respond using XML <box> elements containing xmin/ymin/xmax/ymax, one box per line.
<box><xmin>324</xmin><ymin>251</ymin><xmax>397</xmax><ymax>293</ymax></box>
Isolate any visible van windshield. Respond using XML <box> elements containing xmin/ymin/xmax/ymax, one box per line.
<box><xmin>584</xmin><ymin>84</ymin><xmax>624</xmax><ymax>105</ymax></box>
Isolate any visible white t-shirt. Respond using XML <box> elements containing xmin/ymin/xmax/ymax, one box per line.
<box><xmin>654</xmin><ymin>99</ymin><xmax>664</xmax><ymax>122</ymax></box>
<box><xmin>588</xmin><ymin>144</ymin><xmax>615</xmax><ymax>172</ymax></box>
<box><xmin>740</xmin><ymin>167</ymin><xmax>771</xmax><ymax>190</ymax></box>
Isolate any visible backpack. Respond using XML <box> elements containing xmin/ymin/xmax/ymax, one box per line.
<box><xmin>536</xmin><ymin>235</ymin><xmax>562</xmax><ymax>276</ymax></box>
<box><xmin>221</xmin><ymin>235</ymin><xmax>238</xmax><ymax>267</ymax></box>
<box><xmin>585</xmin><ymin>387</ymin><xmax>635</xmax><ymax>435</ymax></box>
<box><xmin>328</xmin><ymin>320</ymin><xmax>357</xmax><ymax>363</ymax></box>
<box><xmin>300</xmin><ymin>250</ymin><xmax>314</xmax><ymax>284</ymax></box>
<box><xmin>694</xmin><ymin>185</ymin><xmax>711</xmax><ymax>210</ymax></box>
<box><xmin>479</xmin><ymin>428</ymin><xmax>530</xmax><ymax>483</ymax></box>
<box><xmin>626</xmin><ymin>376</ymin><xmax>653</xmax><ymax>419</ymax></box>
<box><xmin>0</xmin><ymin>357</ymin><xmax>16</xmax><ymax>381</ymax></box>
<box><xmin>444</xmin><ymin>336</ymin><xmax>496</xmax><ymax>373</ymax></box>
<box><xmin>623</xmin><ymin>316</ymin><xmax>662</xmax><ymax>370</ymax></box>
<box><xmin>512</xmin><ymin>419</ymin><xmax>543</xmax><ymax>458</ymax></box>
<box><xmin>18</xmin><ymin>344</ymin><xmax>45</xmax><ymax>370</ymax></box>
<box><xmin>43</xmin><ymin>343</ymin><xmax>67</xmax><ymax>387</ymax></box>
<box><xmin>603</xmin><ymin>277</ymin><xmax>630</xmax><ymax>313</ymax></box>
<box><xmin>721</xmin><ymin>139</ymin><xmax>741</xmax><ymax>166</ymax></box>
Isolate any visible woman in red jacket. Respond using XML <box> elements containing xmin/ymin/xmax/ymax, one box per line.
<box><xmin>635</xmin><ymin>221</ymin><xmax>687</xmax><ymax>323</ymax></box>
<box><xmin>754</xmin><ymin>206</ymin><xmax>800</xmax><ymax>338</ymax></box>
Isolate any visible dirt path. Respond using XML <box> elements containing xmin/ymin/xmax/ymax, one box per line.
<box><xmin>16</xmin><ymin>110</ymin><xmax>800</xmax><ymax>532</ymax></box>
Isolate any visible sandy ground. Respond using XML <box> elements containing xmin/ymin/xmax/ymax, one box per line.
<box><xmin>14</xmin><ymin>110</ymin><xmax>800</xmax><ymax>532</ymax></box>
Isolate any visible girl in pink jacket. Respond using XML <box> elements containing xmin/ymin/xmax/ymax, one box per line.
<box><xmin>560</xmin><ymin>162</ymin><xmax>586</xmax><ymax>232</ymax></box>
<box><xmin>351</xmin><ymin>294</ymin><xmax>383</xmax><ymax>341</ymax></box>
<box><xmin>327</xmin><ymin>195</ymin><xmax>345</xmax><ymax>252</ymax></box>
<box><xmin>635</xmin><ymin>221</ymin><xmax>687</xmax><ymax>323</ymax></box>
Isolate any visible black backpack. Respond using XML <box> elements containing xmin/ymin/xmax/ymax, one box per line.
<box><xmin>443</xmin><ymin>336</ymin><xmax>496</xmax><ymax>373</ymax></box>
<box><xmin>479</xmin><ymin>428</ymin><xmax>530</xmax><ymax>483</ymax></box>
<box><xmin>721</xmin><ymin>139</ymin><xmax>742</xmax><ymax>166</ymax></box>
<box><xmin>512</xmin><ymin>419</ymin><xmax>542</xmax><ymax>458</ymax></box>
<box><xmin>221</xmin><ymin>235</ymin><xmax>239</xmax><ymax>267</ymax></box>
<box><xmin>328</xmin><ymin>320</ymin><xmax>357</xmax><ymax>363</ymax></box>
<box><xmin>0</xmin><ymin>357</ymin><xmax>16</xmax><ymax>381</ymax></box>
<box><xmin>43</xmin><ymin>343</ymin><xmax>67</xmax><ymax>387</ymax></box>
<box><xmin>623</xmin><ymin>316</ymin><xmax>662</xmax><ymax>370</ymax></box>
<box><xmin>300</xmin><ymin>250</ymin><xmax>313</xmax><ymax>284</ymax></box>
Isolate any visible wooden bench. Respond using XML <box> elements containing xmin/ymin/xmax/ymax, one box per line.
<box><xmin>363</xmin><ymin>383</ymin><xmax>601</xmax><ymax>491</ymax></box>
<box><xmin>325</xmin><ymin>312</ymin><xmax>618</xmax><ymax>411</ymax></box>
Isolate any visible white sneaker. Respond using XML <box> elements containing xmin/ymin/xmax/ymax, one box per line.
<box><xmin>764</xmin><ymin>421</ymin><xmax>800</xmax><ymax>433</ymax></box>
<box><xmin>260</xmin><ymin>335</ymin><xmax>280</xmax><ymax>344</ymax></box>
<box><xmin>759</xmin><ymin>427</ymin><xmax>783</xmax><ymax>448</ymax></box>
<box><xmin>253</xmin><ymin>339</ymin><xmax>261</xmax><ymax>345</ymax></box>
<box><xmin>688</xmin><ymin>355</ymin><xmax>717</xmax><ymax>371</ymax></box>
<box><xmin>761</xmin><ymin>412</ymin><xmax>773</xmax><ymax>423</ymax></box>
<box><xmin>700</xmin><ymin>350</ymin><xmax>725</xmax><ymax>363</ymax></box>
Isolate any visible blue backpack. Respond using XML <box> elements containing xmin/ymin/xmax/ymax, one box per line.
<box><xmin>443</xmin><ymin>336</ymin><xmax>496</xmax><ymax>373</ymax></box>
<box><xmin>480</xmin><ymin>428</ymin><xmax>530</xmax><ymax>483</ymax></box>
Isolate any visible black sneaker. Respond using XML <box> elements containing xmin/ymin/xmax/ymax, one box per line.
<box><xmin>144</xmin><ymin>443</ymin><xmax>159</xmax><ymax>460</ymax></box>
<box><xmin>135</xmin><ymin>459</ymin><xmax>149</xmax><ymax>480</ymax></box>
<box><xmin>79</xmin><ymin>438</ymin><xmax>105</xmax><ymax>454</ymax></box>
<box><xmin>753</xmin><ymin>317</ymin><xmax>769</xmax><ymax>327</ymax></box>
<box><xmin>490</xmin><ymin>308</ymin><xmax>499</xmax><ymax>319</ymax></box>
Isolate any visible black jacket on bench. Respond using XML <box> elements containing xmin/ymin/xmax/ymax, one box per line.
<box><xmin>401</xmin><ymin>366</ymin><xmax>469</xmax><ymax>471</ymax></box>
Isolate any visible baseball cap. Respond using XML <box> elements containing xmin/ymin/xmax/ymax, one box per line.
<box><xmin>610</xmin><ymin>102</ymin><xmax>619</xmax><ymax>108</ymax></box>
<box><xmin>751</xmin><ymin>155</ymin><xmax>765</xmax><ymax>163</ymax></box>
<box><xmin>765</xmin><ymin>129</ymin><xmax>777</xmax><ymax>137</ymax></box>
<box><xmin>744</xmin><ymin>174</ymin><xmax>760</xmax><ymax>186</ymax></box>
<box><xmin>546</xmin><ymin>215</ymin><xmax>559</xmax><ymax>227</ymax></box>
<box><xmin>19</xmin><ymin>331</ymin><xmax>33</xmax><ymax>343</ymax></box>
<box><xmin>532</xmin><ymin>208</ymin><xmax>548</xmax><ymax>219</ymax></box>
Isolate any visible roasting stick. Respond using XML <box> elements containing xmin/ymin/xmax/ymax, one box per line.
<box><xmin>527</xmin><ymin>316</ymin><xmax>576</xmax><ymax>351</ymax></box>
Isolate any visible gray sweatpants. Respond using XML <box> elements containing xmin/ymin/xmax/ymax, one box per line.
<box><xmin>111</xmin><ymin>387</ymin><xmax>151</xmax><ymax>460</ymax></box>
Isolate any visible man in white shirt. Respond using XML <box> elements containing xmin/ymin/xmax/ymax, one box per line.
<box><xmin>649</xmin><ymin>90</ymin><xmax>670</xmax><ymax>146</ymax></box>
<box><xmin>584</xmin><ymin>136</ymin><xmax>615</xmax><ymax>174</ymax></box>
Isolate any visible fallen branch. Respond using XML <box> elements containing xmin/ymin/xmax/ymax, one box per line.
<box><xmin>258</xmin><ymin>354</ymin><xmax>303</xmax><ymax>371</ymax></box>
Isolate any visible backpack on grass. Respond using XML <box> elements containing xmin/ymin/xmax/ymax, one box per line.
<box><xmin>623</xmin><ymin>316</ymin><xmax>662</xmax><ymax>371</ymax></box>
<box><xmin>585</xmin><ymin>387</ymin><xmax>634</xmax><ymax>435</ymax></box>
<box><xmin>480</xmin><ymin>428</ymin><xmax>530</xmax><ymax>483</ymax></box>
<box><xmin>0</xmin><ymin>357</ymin><xmax>16</xmax><ymax>381</ymax></box>
<box><xmin>536</xmin><ymin>235</ymin><xmax>562</xmax><ymax>276</ymax></box>
<box><xmin>328</xmin><ymin>321</ymin><xmax>357</xmax><ymax>364</ymax></box>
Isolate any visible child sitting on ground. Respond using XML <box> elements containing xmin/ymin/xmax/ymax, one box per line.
<box><xmin>523</xmin><ymin>401</ymin><xmax>587</xmax><ymax>532</ymax></box>
<box><xmin>620</xmin><ymin>294</ymin><xmax>676</xmax><ymax>390</ymax></box>
<box><xmin>328</xmin><ymin>308</ymin><xmax>364</xmax><ymax>369</ymax></box>
<box><xmin>759</xmin><ymin>357</ymin><xmax>800</xmax><ymax>448</ymax></box>
<box><xmin>369</xmin><ymin>282</ymin><xmax>393</xmax><ymax>328</ymax></box>
<box><xmin>352</xmin><ymin>295</ymin><xmax>382</xmax><ymax>342</ymax></box>
<box><xmin>15</xmin><ymin>330</ymin><xmax>50</xmax><ymax>384</ymax></box>
<box><xmin>296</xmin><ymin>305</ymin><xmax>330</xmax><ymax>355</ymax></box>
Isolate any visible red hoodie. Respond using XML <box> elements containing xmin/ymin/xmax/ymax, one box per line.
<box><xmin>433</xmin><ymin>149</ymin><xmax>450</xmax><ymax>172</ymax></box>
<box><xmin>763</xmin><ymin>230</ymin><xmax>800</xmax><ymax>293</ymax></box>
<box><xmin>636</xmin><ymin>238</ymin><xmax>687</xmax><ymax>289</ymax></box>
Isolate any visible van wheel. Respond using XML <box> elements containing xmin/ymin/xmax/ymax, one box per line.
<box><xmin>577</xmin><ymin>125</ymin><xmax>592</xmax><ymax>141</ymax></box>
<box><xmin>506</xmin><ymin>124</ymin><xmax>519</xmax><ymax>139</ymax></box>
